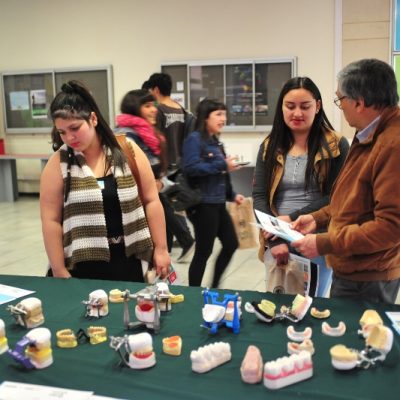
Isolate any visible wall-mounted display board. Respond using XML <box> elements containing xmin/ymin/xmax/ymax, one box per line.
<box><xmin>162</xmin><ymin>57</ymin><xmax>296</xmax><ymax>131</ymax></box>
<box><xmin>1</xmin><ymin>66</ymin><xmax>113</xmax><ymax>134</ymax></box>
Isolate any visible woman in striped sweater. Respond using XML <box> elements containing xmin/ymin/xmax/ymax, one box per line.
<box><xmin>40</xmin><ymin>80</ymin><xmax>170</xmax><ymax>281</ymax></box>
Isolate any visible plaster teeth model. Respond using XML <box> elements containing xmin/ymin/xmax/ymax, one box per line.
<box><xmin>263</xmin><ymin>351</ymin><xmax>313</xmax><ymax>390</ymax></box>
<box><xmin>310</xmin><ymin>307</ymin><xmax>331</xmax><ymax>319</ymax></box>
<box><xmin>56</xmin><ymin>329</ymin><xmax>78</xmax><ymax>348</ymax></box>
<box><xmin>0</xmin><ymin>319</ymin><xmax>9</xmax><ymax>354</ymax></box>
<box><xmin>24</xmin><ymin>328</ymin><xmax>53</xmax><ymax>368</ymax></box>
<box><xmin>162</xmin><ymin>335</ymin><xmax>182</xmax><ymax>356</ymax></box>
<box><xmin>87</xmin><ymin>326</ymin><xmax>107</xmax><ymax>345</ymax></box>
<box><xmin>322</xmin><ymin>321</ymin><xmax>346</xmax><ymax>337</ymax></box>
<box><xmin>135</xmin><ymin>299</ymin><xmax>159</xmax><ymax>324</ymax></box>
<box><xmin>289</xmin><ymin>294</ymin><xmax>313</xmax><ymax>321</ymax></box>
<box><xmin>202</xmin><ymin>304</ymin><xmax>226</xmax><ymax>323</ymax></box>
<box><xmin>330</xmin><ymin>344</ymin><xmax>358</xmax><ymax>370</ymax></box>
<box><xmin>85</xmin><ymin>289</ymin><xmax>109</xmax><ymax>317</ymax></box>
<box><xmin>190</xmin><ymin>342</ymin><xmax>231</xmax><ymax>373</ymax></box>
<box><xmin>251</xmin><ymin>300</ymin><xmax>276</xmax><ymax>323</ymax></box>
<box><xmin>8</xmin><ymin>297</ymin><xmax>45</xmax><ymax>328</ymax></box>
<box><xmin>366</xmin><ymin>325</ymin><xmax>393</xmax><ymax>354</ymax></box>
<box><xmin>287</xmin><ymin>326</ymin><xmax>312</xmax><ymax>342</ymax></box>
<box><xmin>109</xmin><ymin>289</ymin><xmax>124</xmax><ymax>303</ymax></box>
<box><xmin>225</xmin><ymin>300</ymin><xmax>242</xmax><ymax>321</ymax></box>
<box><xmin>240</xmin><ymin>345</ymin><xmax>263</xmax><ymax>384</ymax></box>
<box><xmin>287</xmin><ymin>339</ymin><xmax>315</xmax><ymax>355</ymax></box>
<box><xmin>358</xmin><ymin>309</ymin><xmax>383</xmax><ymax>338</ymax></box>
<box><xmin>128</xmin><ymin>332</ymin><xmax>156</xmax><ymax>369</ymax></box>
<box><xmin>156</xmin><ymin>282</ymin><xmax>172</xmax><ymax>312</ymax></box>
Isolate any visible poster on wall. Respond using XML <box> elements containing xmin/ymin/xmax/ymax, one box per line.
<box><xmin>9</xmin><ymin>91</ymin><xmax>30</xmax><ymax>111</ymax></box>
<box><xmin>30</xmin><ymin>89</ymin><xmax>47</xmax><ymax>119</ymax></box>
<box><xmin>171</xmin><ymin>92</ymin><xmax>185</xmax><ymax>108</ymax></box>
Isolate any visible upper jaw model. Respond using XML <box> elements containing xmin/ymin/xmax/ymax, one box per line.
<box><xmin>7</xmin><ymin>297</ymin><xmax>45</xmax><ymax>328</ymax></box>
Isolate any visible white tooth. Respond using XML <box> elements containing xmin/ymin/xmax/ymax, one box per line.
<box><xmin>264</xmin><ymin>360</ymin><xmax>281</xmax><ymax>376</ymax></box>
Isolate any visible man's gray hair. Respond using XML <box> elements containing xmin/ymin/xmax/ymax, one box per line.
<box><xmin>338</xmin><ymin>59</ymin><xmax>399</xmax><ymax>108</ymax></box>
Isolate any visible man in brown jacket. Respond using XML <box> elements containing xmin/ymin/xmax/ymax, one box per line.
<box><xmin>292</xmin><ymin>59</ymin><xmax>400</xmax><ymax>303</ymax></box>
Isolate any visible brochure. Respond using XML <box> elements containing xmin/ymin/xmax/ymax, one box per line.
<box><xmin>254</xmin><ymin>209</ymin><xmax>304</xmax><ymax>242</ymax></box>
<box><xmin>385</xmin><ymin>311</ymin><xmax>400</xmax><ymax>335</ymax></box>
<box><xmin>0</xmin><ymin>284</ymin><xmax>35</xmax><ymax>305</ymax></box>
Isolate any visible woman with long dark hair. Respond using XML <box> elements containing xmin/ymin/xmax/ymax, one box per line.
<box><xmin>252</xmin><ymin>77</ymin><xmax>349</xmax><ymax>296</ymax></box>
<box><xmin>182</xmin><ymin>98</ymin><xmax>244</xmax><ymax>287</ymax></box>
<box><xmin>40</xmin><ymin>81</ymin><xmax>170</xmax><ymax>280</ymax></box>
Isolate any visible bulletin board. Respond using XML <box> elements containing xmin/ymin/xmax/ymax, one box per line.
<box><xmin>1</xmin><ymin>66</ymin><xmax>113</xmax><ymax>134</ymax></box>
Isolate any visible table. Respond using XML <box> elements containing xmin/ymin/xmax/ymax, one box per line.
<box><xmin>0</xmin><ymin>154</ymin><xmax>50</xmax><ymax>201</ymax></box>
<box><xmin>0</xmin><ymin>275</ymin><xmax>399</xmax><ymax>399</ymax></box>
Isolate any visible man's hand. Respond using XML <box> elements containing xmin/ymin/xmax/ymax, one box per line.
<box><xmin>291</xmin><ymin>215</ymin><xmax>317</xmax><ymax>235</ymax></box>
<box><xmin>291</xmin><ymin>234</ymin><xmax>319</xmax><ymax>259</ymax></box>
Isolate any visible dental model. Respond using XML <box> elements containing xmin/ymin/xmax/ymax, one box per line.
<box><xmin>225</xmin><ymin>299</ymin><xmax>242</xmax><ymax>321</ymax></box>
<box><xmin>287</xmin><ymin>339</ymin><xmax>315</xmax><ymax>356</ymax></box>
<box><xmin>83</xmin><ymin>289</ymin><xmax>109</xmax><ymax>318</ymax></box>
<box><xmin>156</xmin><ymin>282</ymin><xmax>172</xmax><ymax>312</ymax></box>
<box><xmin>240</xmin><ymin>345</ymin><xmax>263</xmax><ymax>384</ymax></box>
<box><xmin>202</xmin><ymin>304</ymin><xmax>226</xmax><ymax>323</ymax></box>
<box><xmin>322</xmin><ymin>321</ymin><xmax>346</xmax><ymax>337</ymax></box>
<box><xmin>287</xmin><ymin>326</ymin><xmax>312</xmax><ymax>342</ymax></box>
<box><xmin>191</xmin><ymin>342</ymin><xmax>231</xmax><ymax>373</ymax></box>
<box><xmin>310</xmin><ymin>307</ymin><xmax>331</xmax><ymax>319</ymax></box>
<box><xmin>287</xmin><ymin>294</ymin><xmax>313</xmax><ymax>321</ymax></box>
<box><xmin>109</xmin><ymin>289</ymin><xmax>124</xmax><ymax>303</ymax></box>
<box><xmin>56</xmin><ymin>329</ymin><xmax>78</xmax><ymax>348</ymax></box>
<box><xmin>170</xmin><ymin>293</ymin><xmax>185</xmax><ymax>304</ymax></box>
<box><xmin>330</xmin><ymin>325</ymin><xmax>393</xmax><ymax>371</ymax></box>
<box><xmin>162</xmin><ymin>335</ymin><xmax>182</xmax><ymax>356</ymax></box>
<box><xmin>251</xmin><ymin>299</ymin><xmax>276</xmax><ymax>323</ymax></box>
<box><xmin>109</xmin><ymin>332</ymin><xmax>156</xmax><ymax>369</ymax></box>
<box><xmin>358</xmin><ymin>309</ymin><xmax>383</xmax><ymax>338</ymax></box>
<box><xmin>87</xmin><ymin>326</ymin><xmax>107</xmax><ymax>345</ymax></box>
<box><xmin>8</xmin><ymin>297</ymin><xmax>44</xmax><ymax>328</ymax></box>
<box><xmin>8</xmin><ymin>327</ymin><xmax>53</xmax><ymax>369</ymax></box>
<box><xmin>0</xmin><ymin>319</ymin><xmax>9</xmax><ymax>355</ymax></box>
<box><xmin>263</xmin><ymin>351</ymin><xmax>313</xmax><ymax>390</ymax></box>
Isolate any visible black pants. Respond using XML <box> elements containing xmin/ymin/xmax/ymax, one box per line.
<box><xmin>71</xmin><ymin>244</ymin><xmax>144</xmax><ymax>282</ymax></box>
<box><xmin>159</xmin><ymin>193</ymin><xmax>194</xmax><ymax>251</ymax></box>
<box><xmin>331</xmin><ymin>275</ymin><xmax>400</xmax><ymax>304</ymax></box>
<box><xmin>187</xmin><ymin>203</ymin><xmax>238</xmax><ymax>287</ymax></box>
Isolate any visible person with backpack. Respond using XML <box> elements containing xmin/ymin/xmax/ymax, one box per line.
<box><xmin>147</xmin><ymin>73</ymin><xmax>195</xmax><ymax>262</ymax></box>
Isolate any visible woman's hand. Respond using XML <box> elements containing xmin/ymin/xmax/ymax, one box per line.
<box><xmin>235</xmin><ymin>194</ymin><xmax>245</xmax><ymax>205</ymax></box>
<box><xmin>270</xmin><ymin>243</ymin><xmax>289</xmax><ymax>266</ymax></box>
<box><xmin>153</xmin><ymin>246</ymin><xmax>171</xmax><ymax>279</ymax></box>
<box><xmin>226</xmin><ymin>156</ymin><xmax>240</xmax><ymax>172</ymax></box>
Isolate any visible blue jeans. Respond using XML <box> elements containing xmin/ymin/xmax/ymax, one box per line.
<box><xmin>311</xmin><ymin>255</ymin><xmax>332</xmax><ymax>297</ymax></box>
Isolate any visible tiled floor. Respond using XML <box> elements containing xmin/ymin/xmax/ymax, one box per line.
<box><xmin>0</xmin><ymin>195</ymin><xmax>266</xmax><ymax>292</ymax></box>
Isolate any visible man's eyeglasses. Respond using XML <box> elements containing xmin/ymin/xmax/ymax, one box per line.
<box><xmin>334</xmin><ymin>95</ymin><xmax>347</xmax><ymax>109</ymax></box>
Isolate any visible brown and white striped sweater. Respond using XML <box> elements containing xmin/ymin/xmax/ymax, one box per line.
<box><xmin>59</xmin><ymin>145</ymin><xmax>153</xmax><ymax>271</ymax></box>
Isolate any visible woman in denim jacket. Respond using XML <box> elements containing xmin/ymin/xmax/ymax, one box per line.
<box><xmin>182</xmin><ymin>99</ymin><xmax>244</xmax><ymax>287</ymax></box>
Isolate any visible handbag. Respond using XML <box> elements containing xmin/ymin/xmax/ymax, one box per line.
<box><xmin>227</xmin><ymin>198</ymin><xmax>258</xmax><ymax>249</ymax></box>
<box><xmin>264</xmin><ymin>250</ymin><xmax>319</xmax><ymax>296</ymax></box>
<box><xmin>163</xmin><ymin>172</ymin><xmax>202</xmax><ymax>212</ymax></box>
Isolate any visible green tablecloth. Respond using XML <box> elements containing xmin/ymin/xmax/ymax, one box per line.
<box><xmin>0</xmin><ymin>275</ymin><xmax>399</xmax><ymax>400</ymax></box>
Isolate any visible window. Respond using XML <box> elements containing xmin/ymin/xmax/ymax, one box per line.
<box><xmin>393</xmin><ymin>0</ymin><xmax>400</xmax><ymax>96</ymax></box>
<box><xmin>162</xmin><ymin>58</ymin><xmax>296</xmax><ymax>131</ymax></box>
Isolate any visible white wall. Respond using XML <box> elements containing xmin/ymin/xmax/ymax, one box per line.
<box><xmin>0</xmin><ymin>0</ymin><xmax>372</xmax><ymax>191</ymax></box>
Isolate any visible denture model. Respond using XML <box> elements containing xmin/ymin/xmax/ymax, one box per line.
<box><xmin>87</xmin><ymin>326</ymin><xmax>107</xmax><ymax>345</ymax></box>
<box><xmin>128</xmin><ymin>332</ymin><xmax>156</xmax><ymax>369</ymax></box>
<box><xmin>251</xmin><ymin>299</ymin><xmax>276</xmax><ymax>323</ymax></box>
<box><xmin>240</xmin><ymin>345</ymin><xmax>263</xmax><ymax>384</ymax></box>
<box><xmin>287</xmin><ymin>294</ymin><xmax>313</xmax><ymax>321</ymax></box>
<box><xmin>287</xmin><ymin>326</ymin><xmax>312</xmax><ymax>342</ymax></box>
<box><xmin>330</xmin><ymin>325</ymin><xmax>393</xmax><ymax>371</ymax></box>
<box><xmin>202</xmin><ymin>304</ymin><xmax>226</xmax><ymax>324</ymax></box>
<box><xmin>170</xmin><ymin>293</ymin><xmax>185</xmax><ymax>304</ymax></box>
<box><xmin>162</xmin><ymin>335</ymin><xmax>182</xmax><ymax>356</ymax></box>
<box><xmin>0</xmin><ymin>319</ymin><xmax>9</xmax><ymax>355</ymax></box>
<box><xmin>263</xmin><ymin>350</ymin><xmax>313</xmax><ymax>390</ymax></box>
<box><xmin>135</xmin><ymin>298</ymin><xmax>159</xmax><ymax>325</ymax></box>
<box><xmin>8</xmin><ymin>327</ymin><xmax>53</xmax><ymax>369</ymax></box>
<box><xmin>287</xmin><ymin>339</ymin><xmax>315</xmax><ymax>355</ymax></box>
<box><xmin>321</xmin><ymin>321</ymin><xmax>346</xmax><ymax>337</ymax></box>
<box><xmin>56</xmin><ymin>329</ymin><xmax>78</xmax><ymax>348</ymax></box>
<box><xmin>225</xmin><ymin>299</ymin><xmax>242</xmax><ymax>321</ymax></box>
<box><xmin>310</xmin><ymin>307</ymin><xmax>331</xmax><ymax>319</ymax></box>
<box><xmin>85</xmin><ymin>289</ymin><xmax>109</xmax><ymax>317</ymax></box>
<box><xmin>8</xmin><ymin>297</ymin><xmax>45</xmax><ymax>328</ymax></box>
<box><xmin>358</xmin><ymin>309</ymin><xmax>383</xmax><ymax>338</ymax></box>
<box><xmin>191</xmin><ymin>342</ymin><xmax>231</xmax><ymax>373</ymax></box>
<box><xmin>156</xmin><ymin>282</ymin><xmax>172</xmax><ymax>312</ymax></box>
<box><xmin>109</xmin><ymin>289</ymin><xmax>124</xmax><ymax>303</ymax></box>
